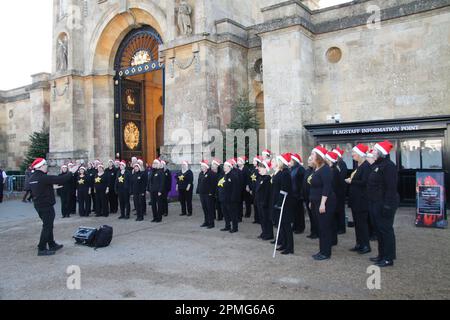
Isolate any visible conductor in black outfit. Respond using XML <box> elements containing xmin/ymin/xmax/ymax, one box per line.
<box><xmin>29</xmin><ymin>158</ymin><xmax>71</xmax><ymax>256</ymax></box>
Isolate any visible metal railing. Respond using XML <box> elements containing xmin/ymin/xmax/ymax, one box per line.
<box><xmin>4</xmin><ymin>175</ymin><xmax>26</xmax><ymax>195</ymax></box>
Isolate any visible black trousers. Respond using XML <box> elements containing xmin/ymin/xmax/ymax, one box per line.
<box><xmin>60</xmin><ymin>193</ymin><xmax>70</xmax><ymax>217</ymax></box>
<box><xmin>133</xmin><ymin>193</ymin><xmax>144</xmax><ymax>219</ymax></box>
<box><xmin>162</xmin><ymin>192</ymin><xmax>168</xmax><ymax>215</ymax></box>
<box><xmin>140</xmin><ymin>192</ymin><xmax>147</xmax><ymax>215</ymax></box>
<box><xmin>312</xmin><ymin>197</ymin><xmax>336</xmax><ymax>257</ymax></box>
<box><xmin>77</xmin><ymin>190</ymin><xmax>90</xmax><ymax>216</ymax></box>
<box><xmin>0</xmin><ymin>183</ymin><xmax>3</xmax><ymax>203</ymax></box>
<box><xmin>305</xmin><ymin>200</ymin><xmax>318</xmax><ymax>236</ymax></box>
<box><xmin>118</xmin><ymin>191</ymin><xmax>130</xmax><ymax>217</ymax></box>
<box><xmin>22</xmin><ymin>190</ymin><xmax>32</xmax><ymax>201</ymax></box>
<box><xmin>336</xmin><ymin>194</ymin><xmax>346</xmax><ymax>233</ymax></box>
<box><xmin>179</xmin><ymin>189</ymin><xmax>193</xmax><ymax>215</ymax></box>
<box><xmin>239</xmin><ymin>192</ymin><xmax>252</xmax><ymax>218</ymax></box>
<box><xmin>95</xmin><ymin>190</ymin><xmax>109</xmax><ymax>217</ymax></box>
<box><xmin>224</xmin><ymin>202</ymin><xmax>239</xmax><ymax>231</ymax></box>
<box><xmin>257</xmin><ymin>202</ymin><xmax>273</xmax><ymax>239</ymax></box>
<box><xmin>36</xmin><ymin>206</ymin><xmax>57</xmax><ymax>251</ymax></box>
<box><xmin>108</xmin><ymin>189</ymin><xmax>118</xmax><ymax>213</ymax></box>
<box><xmin>292</xmin><ymin>198</ymin><xmax>306</xmax><ymax>233</ymax></box>
<box><xmin>279</xmin><ymin>217</ymin><xmax>294</xmax><ymax>253</ymax></box>
<box><xmin>216</xmin><ymin>199</ymin><xmax>223</xmax><ymax>220</ymax></box>
<box><xmin>151</xmin><ymin>192</ymin><xmax>163</xmax><ymax>221</ymax></box>
<box><xmin>200</xmin><ymin>194</ymin><xmax>215</xmax><ymax>227</ymax></box>
<box><xmin>253</xmin><ymin>196</ymin><xmax>260</xmax><ymax>223</ymax></box>
<box><xmin>352</xmin><ymin>208</ymin><xmax>370</xmax><ymax>248</ymax></box>
<box><xmin>369</xmin><ymin>201</ymin><xmax>397</xmax><ymax>261</ymax></box>
<box><xmin>69</xmin><ymin>190</ymin><xmax>77</xmax><ymax>214</ymax></box>
<box><xmin>89</xmin><ymin>192</ymin><xmax>96</xmax><ymax>214</ymax></box>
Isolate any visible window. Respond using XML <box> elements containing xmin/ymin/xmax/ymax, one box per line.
<box><xmin>401</xmin><ymin>140</ymin><xmax>420</xmax><ymax>169</ymax></box>
<box><xmin>399</xmin><ymin>139</ymin><xmax>443</xmax><ymax>170</ymax></box>
<box><xmin>422</xmin><ymin>139</ymin><xmax>443</xmax><ymax>169</ymax></box>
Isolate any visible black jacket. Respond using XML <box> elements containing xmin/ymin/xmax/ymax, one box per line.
<box><xmin>86</xmin><ymin>168</ymin><xmax>97</xmax><ymax>188</ymax></box>
<box><xmin>249</xmin><ymin>167</ymin><xmax>259</xmax><ymax>193</ymax></box>
<box><xmin>302</xmin><ymin>167</ymin><xmax>314</xmax><ymax>202</ymax></box>
<box><xmin>255</xmin><ymin>175</ymin><xmax>272</xmax><ymax>209</ymax></box>
<box><xmin>164</xmin><ymin>168</ymin><xmax>172</xmax><ymax>193</ymax></box>
<box><xmin>271</xmin><ymin>168</ymin><xmax>293</xmax><ymax>223</ymax></box>
<box><xmin>30</xmin><ymin>171</ymin><xmax>72</xmax><ymax>209</ymax></box>
<box><xmin>330</xmin><ymin>164</ymin><xmax>343</xmax><ymax>198</ymax></box>
<box><xmin>290</xmin><ymin>164</ymin><xmax>305</xmax><ymax>200</ymax></box>
<box><xmin>309</xmin><ymin>165</ymin><xmax>334</xmax><ymax>202</ymax></box>
<box><xmin>94</xmin><ymin>173</ymin><xmax>109</xmax><ymax>192</ymax></box>
<box><xmin>105</xmin><ymin>167</ymin><xmax>118</xmax><ymax>189</ymax></box>
<box><xmin>115</xmin><ymin>170</ymin><xmax>131</xmax><ymax>194</ymax></box>
<box><xmin>348</xmin><ymin>161</ymin><xmax>371</xmax><ymax>212</ymax></box>
<box><xmin>150</xmin><ymin>169</ymin><xmax>165</xmax><ymax>193</ymax></box>
<box><xmin>336</xmin><ymin>159</ymin><xmax>348</xmax><ymax>197</ymax></box>
<box><xmin>220</xmin><ymin>169</ymin><xmax>241</xmax><ymax>203</ymax></box>
<box><xmin>196</xmin><ymin>169</ymin><xmax>217</xmax><ymax>196</ymax></box>
<box><xmin>176</xmin><ymin>170</ymin><xmax>193</xmax><ymax>191</ymax></box>
<box><xmin>131</xmin><ymin>171</ymin><xmax>146</xmax><ymax>195</ymax></box>
<box><xmin>367</xmin><ymin>157</ymin><xmax>400</xmax><ymax>208</ymax></box>
<box><xmin>76</xmin><ymin>174</ymin><xmax>90</xmax><ymax>193</ymax></box>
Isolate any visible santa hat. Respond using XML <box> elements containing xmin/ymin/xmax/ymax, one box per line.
<box><xmin>114</xmin><ymin>160</ymin><xmax>121</xmax><ymax>164</ymax></box>
<box><xmin>312</xmin><ymin>146</ymin><xmax>328</xmax><ymax>159</ymax></box>
<box><xmin>94</xmin><ymin>159</ymin><xmax>101</xmax><ymax>164</ymax></box>
<box><xmin>32</xmin><ymin>158</ymin><xmax>47</xmax><ymax>169</ymax></box>
<box><xmin>97</xmin><ymin>163</ymin><xmax>105</xmax><ymax>169</ymax></box>
<box><xmin>119</xmin><ymin>160</ymin><xmax>127</xmax><ymax>167</ymax></box>
<box><xmin>160</xmin><ymin>160</ymin><xmax>167</xmax><ymax>166</ymax></box>
<box><xmin>253</xmin><ymin>156</ymin><xmax>263</xmax><ymax>164</ymax></box>
<box><xmin>353</xmin><ymin>144</ymin><xmax>369</xmax><ymax>157</ymax></box>
<box><xmin>374</xmin><ymin>140</ymin><xmax>394</xmax><ymax>155</ymax></box>
<box><xmin>61</xmin><ymin>164</ymin><xmax>68</xmax><ymax>169</ymax></box>
<box><xmin>237</xmin><ymin>156</ymin><xmax>247</xmax><ymax>164</ymax></box>
<box><xmin>212</xmin><ymin>158</ymin><xmax>221</xmax><ymax>167</ymax></box>
<box><xmin>79</xmin><ymin>166</ymin><xmax>86</xmax><ymax>171</ymax></box>
<box><xmin>326</xmin><ymin>151</ymin><xmax>338</xmax><ymax>163</ymax></box>
<box><xmin>182</xmin><ymin>160</ymin><xmax>189</xmax><ymax>166</ymax></box>
<box><xmin>133</xmin><ymin>162</ymin><xmax>141</xmax><ymax>170</ymax></box>
<box><xmin>200</xmin><ymin>160</ymin><xmax>210</xmax><ymax>169</ymax></box>
<box><xmin>366</xmin><ymin>149</ymin><xmax>375</xmax><ymax>158</ymax></box>
<box><xmin>277</xmin><ymin>153</ymin><xmax>292</xmax><ymax>166</ymax></box>
<box><xmin>262</xmin><ymin>149</ymin><xmax>272</xmax><ymax>157</ymax></box>
<box><xmin>153</xmin><ymin>158</ymin><xmax>161</xmax><ymax>164</ymax></box>
<box><xmin>137</xmin><ymin>159</ymin><xmax>144</xmax><ymax>164</ymax></box>
<box><xmin>224</xmin><ymin>159</ymin><xmax>234</xmax><ymax>168</ymax></box>
<box><xmin>68</xmin><ymin>162</ymin><xmax>74</xmax><ymax>167</ymax></box>
<box><xmin>260</xmin><ymin>160</ymin><xmax>273</xmax><ymax>171</ymax></box>
<box><xmin>291</xmin><ymin>153</ymin><xmax>303</xmax><ymax>165</ymax></box>
<box><xmin>332</xmin><ymin>147</ymin><xmax>345</xmax><ymax>158</ymax></box>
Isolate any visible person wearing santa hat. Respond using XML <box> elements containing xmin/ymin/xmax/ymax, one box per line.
<box><xmin>105</xmin><ymin>160</ymin><xmax>119</xmax><ymax>214</ymax></box>
<box><xmin>331</xmin><ymin>147</ymin><xmax>348</xmax><ymax>234</ymax></box>
<box><xmin>130</xmin><ymin>162</ymin><xmax>147</xmax><ymax>221</ymax></box>
<box><xmin>86</xmin><ymin>162</ymin><xmax>97</xmax><ymax>214</ymax></box>
<box><xmin>218</xmin><ymin>159</ymin><xmax>241</xmax><ymax>233</ymax></box>
<box><xmin>115</xmin><ymin>161</ymin><xmax>131</xmax><ymax>219</ymax></box>
<box><xmin>75</xmin><ymin>166</ymin><xmax>91</xmax><ymax>217</ymax></box>
<box><xmin>261</xmin><ymin>149</ymin><xmax>272</xmax><ymax>162</ymax></box>
<box><xmin>196</xmin><ymin>160</ymin><xmax>217</xmax><ymax>229</ymax></box>
<box><xmin>55</xmin><ymin>165</ymin><xmax>72</xmax><ymax>218</ymax></box>
<box><xmin>136</xmin><ymin>159</ymin><xmax>148</xmax><ymax>217</ymax></box>
<box><xmin>303</xmin><ymin>156</ymin><xmax>318</xmax><ymax>239</ymax></box>
<box><xmin>149</xmin><ymin>159</ymin><xmax>165</xmax><ymax>222</ymax></box>
<box><xmin>345</xmin><ymin>144</ymin><xmax>372</xmax><ymax>254</ymax></box>
<box><xmin>309</xmin><ymin>146</ymin><xmax>336</xmax><ymax>260</ymax></box>
<box><xmin>237</xmin><ymin>156</ymin><xmax>252</xmax><ymax>221</ymax></box>
<box><xmin>211</xmin><ymin>159</ymin><xmax>224</xmax><ymax>221</ymax></box>
<box><xmin>365</xmin><ymin>149</ymin><xmax>377</xmax><ymax>241</ymax></box>
<box><xmin>176</xmin><ymin>161</ymin><xmax>194</xmax><ymax>216</ymax></box>
<box><xmin>250</xmin><ymin>156</ymin><xmax>262</xmax><ymax>225</ymax></box>
<box><xmin>325</xmin><ymin>151</ymin><xmax>341</xmax><ymax>247</ymax></box>
<box><xmin>94</xmin><ymin>163</ymin><xmax>110</xmax><ymax>217</ymax></box>
<box><xmin>271</xmin><ymin>153</ymin><xmax>294</xmax><ymax>255</ymax></box>
<box><xmin>255</xmin><ymin>159</ymin><xmax>274</xmax><ymax>240</ymax></box>
<box><xmin>160</xmin><ymin>160</ymin><xmax>171</xmax><ymax>217</ymax></box>
<box><xmin>28</xmin><ymin>158</ymin><xmax>72</xmax><ymax>256</ymax></box>
<box><xmin>367</xmin><ymin>140</ymin><xmax>399</xmax><ymax>267</ymax></box>
<box><xmin>289</xmin><ymin>153</ymin><xmax>306</xmax><ymax>234</ymax></box>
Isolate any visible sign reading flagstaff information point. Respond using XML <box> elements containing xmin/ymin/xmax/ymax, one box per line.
<box><xmin>415</xmin><ymin>172</ymin><xmax>447</xmax><ymax>229</ymax></box>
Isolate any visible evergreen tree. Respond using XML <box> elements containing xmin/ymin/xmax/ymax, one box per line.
<box><xmin>20</xmin><ymin>130</ymin><xmax>49</xmax><ymax>173</ymax></box>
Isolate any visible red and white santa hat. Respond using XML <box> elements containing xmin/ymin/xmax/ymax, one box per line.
<box><xmin>277</xmin><ymin>153</ymin><xmax>292</xmax><ymax>166</ymax></box>
<box><xmin>353</xmin><ymin>144</ymin><xmax>369</xmax><ymax>157</ymax></box>
<box><xmin>32</xmin><ymin>158</ymin><xmax>47</xmax><ymax>169</ymax></box>
<box><xmin>237</xmin><ymin>156</ymin><xmax>247</xmax><ymax>164</ymax></box>
<box><xmin>228</xmin><ymin>158</ymin><xmax>237</xmax><ymax>166</ymax></box>
<box><xmin>332</xmin><ymin>147</ymin><xmax>345</xmax><ymax>158</ymax></box>
<box><xmin>261</xmin><ymin>159</ymin><xmax>273</xmax><ymax>171</ymax></box>
<box><xmin>97</xmin><ymin>163</ymin><xmax>105</xmax><ymax>169</ymax></box>
<box><xmin>374</xmin><ymin>140</ymin><xmax>394</xmax><ymax>155</ymax></box>
<box><xmin>200</xmin><ymin>160</ymin><xmax>210</xmax><ymax>169</ymax></box>
<box><xmin>68</xmin><ymin>162</ymin><xmax>74</xmax><ymax>167</ymax></box>
<box><xmin>212</xmin><ymin>158</ymin><xmax>222</xmax><ymax>167</ymax></box>
<box><xmin>224</xmin><ymin>159</ymin><xmax>234</xmax><ymax>168</ymax></box>
<box><xmin>326</xmin><ymin>151</ymin><xmax>338</xmax><ymax>163</ymax></box>
<box><xmin>312</xmin><ymin>146</ymin><xmax>328</xmax><ymax>159</ymax></box>
<box><xmin>182</xmin><ymin>160</ymin><xmax>189</xmax><ymax>166</ymax></box>
<box><xmin>253</xmin><ymin>155</ymin><xmax>263</xmax><ymax>164</ymax></box>
<box><xmin>262</xmin><ymin>149</ymin><xmax>272</xmax><ymax>157</ymax></box>
<box><xmin>291</xmin><ymin>153</ymin><xmax>303</xmax><ymax>165</ymax></box>
<box><xmin>120</xmin><ymin>160</ymin><xmax>127</xmax><ymax>167</ymax></box>
<box><xmin>133</xmin><ymin>162</ymin><xmax>141</xmax><ymax>170</ymax></box>
<box><xmin>153</xmin><ymin>158</ymin><xmax>161</xmax><ymax>164</ymax></box>
<box><xmin>79</xmin><ymin>166</ymin><xmax>86</xmax><ymax>172</ymax></box>
<box><xmin>160</xmin><ymin>160</ymin><xmax>167</xmax><ymax>166</ymax></box>
<box><xmin>61</xmin><ymin>164</ymin><xmax>68</xmax><ymax>169</ymax></box>
<box><xmin>366</xmin><ymin>149</ymin><xmax>375</xmax><ymax>158</ymax></box>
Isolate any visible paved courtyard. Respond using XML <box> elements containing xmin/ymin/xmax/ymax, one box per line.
<box><xmin>0</xmin><ymin>198</ymin><xmax>449</xmax><ymax>300</ymax></box>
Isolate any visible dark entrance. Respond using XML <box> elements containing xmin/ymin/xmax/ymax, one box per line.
<box><xmin>114</xmin><ymin>25</ymin><xmax>165</xmax><ymax>163</ymax></box>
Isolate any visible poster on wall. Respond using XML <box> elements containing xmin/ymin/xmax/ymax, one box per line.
<box><xmin>415</xmin><ymin>172</ymin><xmax>447</xmax><ymax>228</ymax></box>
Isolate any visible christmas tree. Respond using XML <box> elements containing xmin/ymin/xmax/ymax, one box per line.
<box><xmin>20</xmin><ymin>130</ymin><xmax>49</xmax><ymax>173</ymax></box>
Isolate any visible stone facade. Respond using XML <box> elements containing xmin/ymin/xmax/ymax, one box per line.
<box><xmin>1</xmin><ymin>0</ymin><xmax>449</xmax><ymax>171</ymax></box>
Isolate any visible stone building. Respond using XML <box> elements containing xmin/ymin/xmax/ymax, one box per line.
<box><xmin>1</xmin><ymin>0</ymin><xmax>449</xmax><ymax>203</ymax></box>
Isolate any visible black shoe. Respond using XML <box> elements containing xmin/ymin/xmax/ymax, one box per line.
<box><xmin>221</xmin><ymin>228</ymin><xmax>231</xmax><ymax>232</ymax></box>
<box><xmin>375</xmin><ymin>260</ymin><xmax>394</xmax><ymax>267</ymax></box>
<box><xmin>119</xmin><ymin>216</ymin><xmax>125</xmax><ymax>220</ymax></box>
<box><xmin>313</xmin><ymin>253</ymin><xmax>330</xmax><ymax>261</ymax></box>
<box><xmin>349</xmin><ymin>245</ymin><xmax>362</xmax><ymax>252</ymax></box>
<box><xmin>244</xmin><ymin>214</ymin><xmax>251</xmax><ymax>218</ymax></box>
<box><xmin>136</xmin><ymin>218</ymin><xmax>144</xmax><ymax>221</ymax></box>
<box><xmin>238</xmin><ymin>218</ymin><xmax>242</xmax><ymax>222</ymax></box>
<box><xmin>281</xmin><ymin>250</ymin><xmax>294</xmax><ymax>255</ymax></box>
<box><xmin>307</xmin><ymin>234</ymin><xmax>318</xmax><ymax>239</ymax></box>
<box><xmin>164</xmin><ymin>213</ymin><xmax>168</xmax><ymax>217</ymax></box>
<box><xmin>252</xmin><ymin>221</ymin><xmax>259</xmax><ymax>224</ymax></box>
<box><xmin>49</xmin><ymin>244</ymin><xmax>63</xmax><ymax>252</ymax></box>
<box><xmin>262</xmin><ymin>237</ymin><xmax>274</xmax><ymax>241</ymax></box>
<box><xmin>270</xmin><ymin>240</ymin><xmax>276</xmax><ymax>244</ymax></box>
<box><xmin>337</xmin><ymin>230</ymin><xmax>346</xmax><ymax>235</ymax></box>
<box><xmin>180</xmin><ymin>213</ymin><xmax>187</xmax><ymax>216</ymax></box>
<box><xmin>217</xmin><ymin>218</ymin><xmax>223</xmax><ymax>221</ymax></box>
<box><xmin>207</xmin><ymin>225</ymin><xmax>215</xmax><ymax>229</ymax></box>
<box><xmin>38</xmin><ymin>249</ymin><xmax>55</xmax><ymax>256</ymax></box>
<box><xmin>276</xmin><ymin>246</ymin><xmax>285</xmax><ymax>251</ymax></box>
<box><xmin>230</xmin><ymin>229</ymin><xmax>238</xmax><ymax>233</ymax></box>
<box><xmin>370</xmin><ymin>256</ymin><xmax>382</xmax><ymax>263</ymax></box>
<box><xmin>358</xmin><ymin>246</ymin><xmax>372</xmax><ymax>255</ymax></box>
<box><xmin>370</xmin><ymin>235</ymin><xmax>378</xmax><ymax>241</ymax></box>
<box><xmin>125</xmin><ymin>216</ymin><xmax>130</xmax><ymax>220</ymax></box>
<box><xmin>200</xmin><ymin>223</ymin><xmax>208</xmax><ymax>227</ymax></box>
<box><xmin>95</xmin><ymin>214</ymin><xmax>102</xmax><ymax>217</ymax></box>
<box><xmin>151</xmin><ymin>219</ymin><xmax>157</xmax><ymax>222</ymax></box>
<box><xmin>155</xmin><ymin>219</ymin><xmax>162</xmax><ymax>223</ymax></box>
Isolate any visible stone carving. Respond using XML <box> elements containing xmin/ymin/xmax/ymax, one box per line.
<box><xmin>176</xmin><ymin>0</ymin><xmax>193</xmax><ymax>36</ymax></box>
<box><xmin>57</xmin><ymin>36</ymin><xmax>68</xmax><ymax>72</ymax></box>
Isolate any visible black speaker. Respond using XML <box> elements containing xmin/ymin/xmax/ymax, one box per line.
<box><xmin>73</xmin><ymin>227</ymin><xmax>97</xmax><ymax>246</ymax></box>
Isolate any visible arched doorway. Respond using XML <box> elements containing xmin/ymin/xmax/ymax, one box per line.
<box><xmin>114</xmin><ymin>25</ymin><xmax>164</xmax><ymax>163</ymax></box>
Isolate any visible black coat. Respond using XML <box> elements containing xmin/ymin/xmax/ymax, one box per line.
<box><xmin>86</xmin><ymin>168</ymin><xmax>97</xmax><ymax>189</ymax></box>
<box><xmin>348</xmin><ymin>161</ymin><xmax>371</xmax><ymax>212</ymax></box>
<box><xmin>271</xmin><ymin>168</ymin><xmax>293</xmax><ymax>223</ymax></box>
<box><xmin>336</xmin><ymin>159</ymin><xmax>348</xmax><ymax>197</ymax></box>
<box><xmin>150</xmin><ymin>169</ymin><xmax>165</xmax><ymax>193</ymax></box>
<box><xmin>249</xmin><ymin>167</ymin><xmax>259</xmax><ymax>193</ymax></box>
<box><xmin>196</xmin><ymin>169</ymin><xmax>217</xmax><ymax>196</ymax></box>
<box><xmin>367</xmin><ymin>157</ymin><xmax>400</xmax><ymax>208</ymax></box>
<box><xmin>221</xmin><ymin>169</ymin><xmax>241</xmax><ymax>203</ymax></box>
<box><xmin>130</xmin><ymin>171</ymin><xmax>146</xmax><ymax>195</ymax></box>
<box><xmin>76</xmin><ymin>174</ymin><xmax>90</xmax><ymax>193</ymax></box>
<box><xmin>164</xmin><ymin>169</ymin><xmax>172</xmax><ymax>193</ymax></box>
<box><xmin>176</xmin><ymin>170</ymin><xmax>193</xmax><ymax>191</ymax></box>
<box><xmin>330</xmin><ymin>164</ymin><xmax>343</xmax><ymax>198</ymax></box>
<box><xmin>290</xmin><ymin>164</ymin><xmax>305</xmax><ymax>200</ymax></box>
<box><xmin>302</xmin><ymin>167</ymin><xmax>314</xmax><ymax>202</ymax></box>
<box><xmin>29</xmin><ymin>171</ymin><xmax>72</xmax><ymax>209</ymax></box>
<box><xmin>309</xmin><ymin>165</ymin><xmax>334</xmax><ymax>202</ymax></box>
<box><xmin>94</xmin><ymin>173</ymin><xmax>109</xmax><ymax>193</ymax></box>
<box><xmin>115</xmin><ymin>170</ymin><xmax>131</xmax><ymax>194</ymax></box>
<box><xmin>255</xmin><ymin>175</ymin><xmax>272</xmax><ymax>209</ymax></box>
<box><xmin>105</xmin><ymin>167</ymin><xmax>118</xmax><ymax>189</ymax></box>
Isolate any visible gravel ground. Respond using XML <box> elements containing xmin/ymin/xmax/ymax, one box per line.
<box><xmin>0</xmin><ymin>198</ymin><xmax>449</xmax><ymax>300</ymax></box>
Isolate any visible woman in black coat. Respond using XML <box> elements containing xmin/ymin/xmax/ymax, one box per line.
<box><xmin>176</xmin><ymin>161</ymin><xmax>194</xmax><ymax>217</ymax></box>
<box><xmin>309</xmin><ymin>146</ymin><xmax>336</xmax><ymax>261</ymax></box>
<box><xmin>56</xmin><ymin>165</ymin><xmax>71</xmax><ymax>218</ymax></box>
<box><xmin>76</xmin><ymin>167</ymin><xmax>90</xmax><ymax>217</ymax></box>
<box><xmin>94</xmin><ymin>164</ymin><xmax>110</xmax><ymax>217</ymax></box>
<box><xmin>255</xmin><ymin>160</ymin><xmax>273</xmax><ymax>240</ymax></box>
<box><xmin>271</xmin><ymin>153</ymin><xmax>294</xmax><ymax>255</ymax></box>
